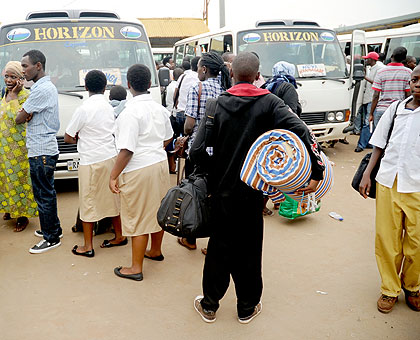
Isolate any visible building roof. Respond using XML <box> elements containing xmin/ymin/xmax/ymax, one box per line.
<box><xmin>139</xmin><ymin>17</ymin><xmax>209</xmax><ymax>38</ymax></box>
<box><xmin>335</xmin><ymin>12</ymin><xmax>420</xmax><ymax>34</ymax></box>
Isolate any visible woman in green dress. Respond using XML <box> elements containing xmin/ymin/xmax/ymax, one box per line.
<box><xmin>0</xmin><ymin>61</ymin><xmax>38</xmax><ymax>231</ymax></box>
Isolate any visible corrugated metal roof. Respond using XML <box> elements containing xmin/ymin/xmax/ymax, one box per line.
<box><xmin>139</xmin><ymin>17</ymin><xmax>209</xmax><ymax>38</ymax></box>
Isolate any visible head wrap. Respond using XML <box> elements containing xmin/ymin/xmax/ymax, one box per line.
<box><xmin>272</xmin><ymin>61</ymin><xmax>295</xmax><ymax>77</ymax></box>
<box><xmin>262</xmin><ymin>61</ymin><xmax>297</xmax><ymax>92</ymax></box>
<box><xmin>5</xmin><ymin>61</ymin><xmax>24</xmax><ymax>78</ymax></box>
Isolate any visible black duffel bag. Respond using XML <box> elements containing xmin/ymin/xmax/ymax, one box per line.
<box><xmin>157</xmin><ymin>173</ymin><xmax>210</xmax><ymax>238</ymax></box>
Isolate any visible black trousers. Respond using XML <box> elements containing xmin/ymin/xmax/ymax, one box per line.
<box><xmin>200</xmin><ymin>194</ymin><xmax>264</xmax><ymax>318</ymax></box>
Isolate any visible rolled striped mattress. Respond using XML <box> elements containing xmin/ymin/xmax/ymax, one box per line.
<box><xmin>240</xmin><ymin>129</ymin><xmax>333</xmax><ymax>206</ymax></box>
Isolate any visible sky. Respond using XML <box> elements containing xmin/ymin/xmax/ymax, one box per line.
<box><xmin>0</xmin><ymin>0</ymin><xmax>419</xmax><ymax>31</ymax></box>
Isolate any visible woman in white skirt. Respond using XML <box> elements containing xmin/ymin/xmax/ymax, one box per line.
<box><xmin>110</xmin><ymin>64</ymin><xmax>173</xmax><ymax>281</ymax></box>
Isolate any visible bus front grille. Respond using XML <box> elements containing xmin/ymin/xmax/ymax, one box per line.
<box><xmin>57</xmin><ymin>136</ymin><xmax>77</xmax><ymax>154</ymax></box>
<box><xmin>300</xmin><ymin>112</ymin><xmax>326</xmax><ymax>125</ymax></box>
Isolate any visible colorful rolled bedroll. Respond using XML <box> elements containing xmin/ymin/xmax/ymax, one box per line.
<box><xmin>240</xmin><ymin>129</ymin><xmax>333</xmax><ymax>216</ymax></box>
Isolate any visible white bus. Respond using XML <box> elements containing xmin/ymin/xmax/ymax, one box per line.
<box><xmin>152</xmin><ymin>47</ymin><xmax>174</xmax><ymax>63</ymax></box>
<box><xmin>173</xmin><ymin>20</ymin><xmax>365</xmax><ymax>142</ymax></box>
<box><xmin>0</xmin><ymin>9</ymin><xmax>159</xmax><ymax>179</ymax></box>
<box><xmin>339</xmin><ymin>23</ymin><xmax>420</xmax><ymax>63</ymax></box>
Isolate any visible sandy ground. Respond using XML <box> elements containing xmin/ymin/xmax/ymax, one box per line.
<box><xmin>0</xmin><ymin>135</ymin><xmax>419</xmax><ymax>340</ymax></box>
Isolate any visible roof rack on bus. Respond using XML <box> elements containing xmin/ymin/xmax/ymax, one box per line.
<box><xmin>26</xmin><ymin>10</ymin><xmax>120</xmax><ymax>20</ymax></box>
<box><xmin>255</xmin><ymin>20</ymin><xmax>319</xmax><ymax>27</ymax></box>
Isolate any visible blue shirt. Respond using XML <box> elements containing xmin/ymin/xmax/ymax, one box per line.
<box><xmin>22</xmin><ymin>76</ymin><xmax>59</xmax><ymax>157</ymax></box>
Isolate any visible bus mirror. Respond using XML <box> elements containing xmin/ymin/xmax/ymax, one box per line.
<box><xmin>158</xmin><ymin>67</ymin><xmax>170</xmax><ymax>87</ymax></box>
<box><xmin>353</xmin><ymin>63</ymin><xmax>365</xmax><ymax>82</ymax></box>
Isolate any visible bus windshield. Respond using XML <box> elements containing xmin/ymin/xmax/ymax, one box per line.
<box><xmin>237</xmin><ymin>28</ymin><xmax>347</xmax><ymax>79</ymax></box>
<box><xmin>0</xmin><ymin>21</ymin><xmax>157</xmax><ymax>90</ymax></box>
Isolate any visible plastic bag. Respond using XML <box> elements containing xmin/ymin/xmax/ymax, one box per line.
<box><xmin>278</xmin><ymin>194</ymin><xmax>320</xmax><ymax>220</ymax></box>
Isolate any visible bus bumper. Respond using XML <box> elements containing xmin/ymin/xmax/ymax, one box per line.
<box><xmin>309</xmin><ymin>122</ymin><xmax>349</xmax><ymax>142</ymax></box>
<box><xmin>55</xmin><ymin>152</ymin><xmax>79</xmax><ymax>180</ymax></box>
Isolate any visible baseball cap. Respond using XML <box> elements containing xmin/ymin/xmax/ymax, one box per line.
<box><xmin>362</xmin><ymin>52</ymin><xmax>379</xmax><ymax>61</ymax></box>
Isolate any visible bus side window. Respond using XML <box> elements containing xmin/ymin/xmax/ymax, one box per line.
<box><xmin>210</xmin><ymin>35</ymin><xmax>224</xmax><ymax>55</ymax></box>
<box><xmin>175</xmin><ymin>45</ymin><xmax>185</xmax><ymax>66</ymax></box>
<box><xmin>383</xmin><ymin>38</ymin><xmax>392</xmax><ymax>64</ymax></box>
<box><xmin>200</xmin><ymin>44</ymin><xmax>208</xmax><ymax>53</ymax></box>
<box><xmin>224</xmin><ymin>34</ymin><xmax>233</xmax><ymax>53</ymax></box>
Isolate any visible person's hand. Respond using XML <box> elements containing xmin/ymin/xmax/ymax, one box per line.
<box><xmin>359</xmin><ymin>172</ymin><xmax>371</xmax><ymax>199</ymax></box>
<box><xmin>8</xmin><ymin>79</ymin><xmax>23</xmax><ymax>100</ymax></box>
<box><xmin>109</xmin><ymin>176</ymin><xmax>120</xmax><ymax>194</ymax></box>
<box><xmin>369</xmin><ymin>114</ymin><xmax>373</xmax><ymax>122</ymax></box>
<box><xmin>295</xmin><ymin>179</ymin><xmax>319</xmax><ymax>195</ymax></box>
<box><xmin>26</xmin><ymin>113</ymin><xmax>33</xmax><ymax>122</ymax></box>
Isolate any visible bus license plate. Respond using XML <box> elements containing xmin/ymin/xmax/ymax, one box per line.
<box><xmin>67</xmin><ymin>159</ymin><xmax>79</xmax><ymax>171</ymax></box>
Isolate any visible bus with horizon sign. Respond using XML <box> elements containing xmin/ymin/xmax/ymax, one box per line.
<box><xmin>0</xmin><ymin>9</ymin><xmax>159</xmax><ymax>179</ymax></box>
<box><xmin>173</xmin><ymin>20</ymin><xmax>365</xmax><ymax>143</ymax></box>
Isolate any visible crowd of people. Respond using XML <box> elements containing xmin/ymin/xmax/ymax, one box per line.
<box><xmin>0</xmin><ymin>45</ymin><xmax>419</xmax><ymax>324</ymax></box>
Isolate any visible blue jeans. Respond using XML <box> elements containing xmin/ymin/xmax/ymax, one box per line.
<box><xmin>357</xmin><ymin>103</ymin><xmax>373</xmax><ymax>149</ymax></box>
<box><xmin>29</xmin><ymin>155</ymin><xmax>62</xmax><ymax>243</ymax></box>
<box><xmin>374</xmin><ymin>108</ymin><xmax>386</xmax><ymax>129</ymax></box>
<box><xmin>176</xmin><ymin>111</ymin><xmax>186</xmax><ymax>135</ymax></box>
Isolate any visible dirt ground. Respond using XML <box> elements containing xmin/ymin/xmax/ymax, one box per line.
<box><xmin>0</xmin><ymin>135</ymin><xmax>419</xmax><ymax>340</ymax></box>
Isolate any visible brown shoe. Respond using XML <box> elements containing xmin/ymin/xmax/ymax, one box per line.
<box><xmin>403</xmin><ymin>288</ymin><xmax>420</xmax><ymax>312</ymax></box>
<box><xmin>377</xmin><ymin>294</ymin><xmax>398</xmax><ymax>313</ymax></box>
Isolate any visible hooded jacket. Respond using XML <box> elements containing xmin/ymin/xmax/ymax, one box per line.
<box><xmin>189</xmin><ymin>83</ymin><xmax>324</xmax><ymax>198</ymax></box>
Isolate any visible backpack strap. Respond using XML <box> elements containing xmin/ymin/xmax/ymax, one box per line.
<box><xmin>197</xmin><ymin>81</ymin><xmax>203</xmax><ymax>117</ymax></box>
<box><xmin>173</xmin><ymin>73</ymin><xmax>186</xmax><ymax>109</ymax></box>
<box><xmin>384</xmin><ymin>100</ymin><xmax>401</xmax><ymax>150</ymax></box>
<box><xmin>204</xmin><ymin>98</ymin><xmax>217</xmax><ymax>146</ymax></box>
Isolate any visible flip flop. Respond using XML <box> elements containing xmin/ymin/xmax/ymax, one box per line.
<box><xmin>3</xmin><ymin>213</ymin><xmax>11</xmax><ymax>220</ymax></box>
<box><xmin>263</xmin><ymin>207</ymin><xmax>273</xmax><ymax>216</ymax></box>
<box><xmin>101</xmin><ymin>238</ymin><xmax>128</xmax><ymax>248</ymax></box>
<box><xmin>14</xmin><ymin>217</ymin><xmax>29</xmax><ymax>232</ymax></box>
<box><xmin>177</xmin><ymin>237</ymin><xmax>197</xmax><ymax>250</ymax></box>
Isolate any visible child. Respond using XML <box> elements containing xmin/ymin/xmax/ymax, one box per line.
<box><xmin>109</xmin><ymin>64</ymin><xmax>173</xmax><ymax>281</ymax></box>
<box><xmin>109</xmin><ymin>85</ymin><xmax>127</xmax><ymax>118</ymax></box>
<box><xmin>65</xmin><ymin>70</ymin><xmax>125</xmax><ymax>257</ymax></box>
<box><xmin>360</xmin><ymin>65</ymin><xmax>420</xmax><ymax>313</ymax></box>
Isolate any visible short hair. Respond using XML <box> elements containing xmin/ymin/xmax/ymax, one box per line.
<box><xmin>85</xmin><ymin>70</ymin><xmax>107</xmax><ymax>93</ymax></box>
<box><xmin>162</xmin><ymin>56</ymin><xmax>172</xmax><ymax>66</ymax></box>
<box><xmin>406</xmin><ymin>55</ymin><xmax>416</xmax><ymax>63</ymax></box>
<box><xmin>222</xmin><ymin>52</ymin><xmax>235</xmax><ymax>63</ymax></box>
<box><xmin>392</xmin><ymin>47</ymin><xmax>407</xmax><ymax>63</ymax></box>
<box><xmin>127</xmin><ymin>64</ymin><xmax>151</xmax><ymax>92</ymax></box>
<box><xmin>231</xmin><ymin>52</ymin><xmax>259</xmax><ymax>81</ymax></box>
<box><xmin>23</xmin><ymin>50</ymin><xmax>46</xmax><ymax>70</ymax></box>
<box><xmin>109</xmin><ymin>85</ymin><xmax>127</xmax><ymax>101</ymax></box>
<box><xmin>182</xmin><ymin>56</ymin><xmax>191</xmax><ymax>62</ymax></box>
<box><xmin>173</xmin><ymin>68</ymin><xmax>184</xmax><ymax>81</ymax></box>
<box><xmin>191</xmin><ymin>56</ymin><xmax>200</xmax><ymax>72</ymax></box>
<box><xmin>181</xmin><ymin>60</ymin><xmax>191</xmax><ymax>70</ymax></box>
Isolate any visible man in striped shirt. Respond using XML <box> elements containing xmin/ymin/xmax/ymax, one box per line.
<box><xmin>369</xmin><ymin>47</ymin><xmax>412</xmax><ymax>128</ymax></box>
<box><xmin>16</xmin><ymin>50</ymin><xmax>62</xmax><ymax>254</ymax></box>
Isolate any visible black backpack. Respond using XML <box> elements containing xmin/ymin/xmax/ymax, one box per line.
<box><xmin>157</xmin><ymin>99</ymin><xmax>217</xmax><ymax>238</ymax></box>
<box><xmin>157</xmin><ymin>173</ymin><xmax>210</xmax><ymax>238</ymax></box>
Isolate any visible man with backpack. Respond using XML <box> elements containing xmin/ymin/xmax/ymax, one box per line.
<box><xmin>189</xmin><ymin>52</ymin><xmax>324</xmax><ymax>324</ymax></box>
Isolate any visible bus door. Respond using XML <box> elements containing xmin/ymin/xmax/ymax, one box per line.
<box><xmin>349</xmin><ymin>30</ymin><xmax>367</xmax><ymax>127</ymax></box>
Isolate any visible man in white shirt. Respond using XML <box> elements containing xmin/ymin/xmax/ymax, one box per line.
<box><xmin>359</xmin><ymin>65</ymin><xmax>420</xmax><ymax>314</ymax></box>
<box><xmin>174</xmin><ymin>56</ymin><xmax>200</xmax><ymax>129</ymax></box>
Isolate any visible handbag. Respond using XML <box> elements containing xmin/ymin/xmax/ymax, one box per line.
<box><xmin>351</xmin><ymin>101</ymin><xmax>400</xmax><ymax>199</ymax></box>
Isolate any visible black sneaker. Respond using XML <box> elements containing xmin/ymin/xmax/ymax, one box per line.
<box><xmin>194</xmin><ymin>295</ymin><xmax>216</xmax><ymax>323</ymax></box>
<box><xmin>238</xmin><ymin>302</ymin><xmax>262</xmax><ymax>324</ymax></box>
<box><xmin>34</xmin><ymin>230</ymin><xmax>63</xmax><ymax>239</ymax></box>
<box><xmin>29</xmin><ymin>239</ymin><xmax>61</xmax><ymax>254</ymax></box>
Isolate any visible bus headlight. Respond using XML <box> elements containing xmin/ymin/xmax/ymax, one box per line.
<box><xmin>327</xmin><ymin>112</ymin><xmax>335</xmax><ymax>122</ymax></box>
<box><xmin>335</xmin><ymin>111</ymin><xmax>344</xmax><ymax>121</ymax></box>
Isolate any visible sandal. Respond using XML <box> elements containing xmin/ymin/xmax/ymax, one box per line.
<box><xmin>100</xmin><ymin>238</ymin><xmax>128</xmax><ymax>248</ymax></box>
<box><xmin>177</xmin><ymin>237</ymin><xmax>197</xmax><ymax>250</ymax></box>
<box><xmin>263</xmin><ymin>207</ymin><xmax>273</xmax><ymax>216</ymax></box>
<box><xmin>14</xmin><ymin>217</ymin><xmax>29</xmax><ymax>232</ymax></box>
<box><xmin>3</xmin><ymin>213</ymin><xmax>11</xmax><ymax>220</ymax></box>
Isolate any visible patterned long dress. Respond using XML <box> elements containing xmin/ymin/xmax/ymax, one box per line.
<box><xmin>0</xmin><ymin>89</ymin><xmax>38</xmax><ymax>218</ymax></box>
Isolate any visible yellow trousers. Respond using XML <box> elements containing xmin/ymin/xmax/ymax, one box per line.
<box><xmin>375</xmin><ymin>180</ymin><xmax>420</xmax><ymax>297</ymax></box>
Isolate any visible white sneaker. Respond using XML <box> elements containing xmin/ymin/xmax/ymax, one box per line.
<box><xmin>238</xmin><ymin>302</ymin><xmax>262</xmax><ymax>324</ymax></box>
<box><xmin>29</xmin><ymin>239</ymin><xmax>61</xmax><ymax>254</ymax></box>
<box><xmin>34</xmin><ymin>230</ymin><xmax>63</xmax><ymax>239</ymax></box>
